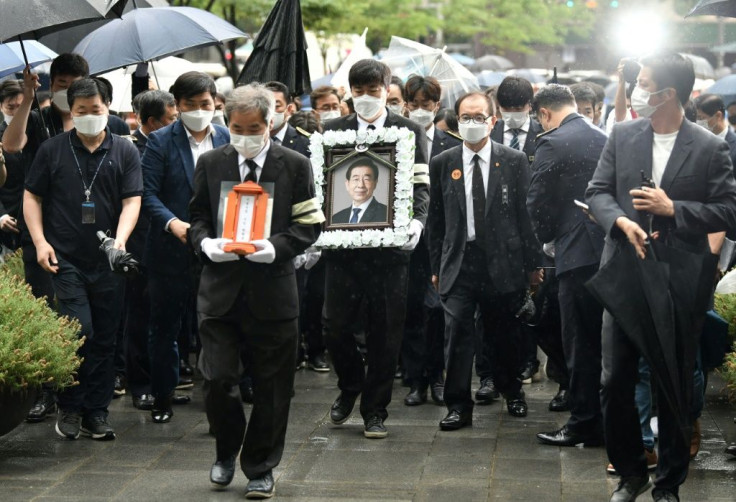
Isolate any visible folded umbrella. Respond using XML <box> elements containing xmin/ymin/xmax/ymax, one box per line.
<box><xmin>0</xmin><ymin>41</ymin><xmax>57</xmax><ymax>79</ymax></box>
<box><xmin>97</xmin><ymin>231</ymin><xmax>140</xmax><ymax>275</ymax></box>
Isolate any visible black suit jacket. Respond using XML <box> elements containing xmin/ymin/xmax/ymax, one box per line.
<box><xmin>132</xmin><ymin>128</ymin><xmax>148</xmax><ymax>156</ymax></box>
<box><xmin>189</xmin><ymin>143</ymin><xmax>322</xmax><ymax>318</ymax></box>
<box><xmin>526</xmin><ymin>114</ymin><xmax>607</xmax><ymax>275</ymax></box>
<box><xmin>332</xmin><ymin>197</ymin><xmax>388</xmax><ymax>224</ymax></box>
<box><xmin>427</xmin><ymin>141</ymin><xmax>542</xmax><ymax>295</ymax></box>
<box><xmin>586</xmin><ymin>118</ymin><xmax>736</xmax><ymax>265</ymax></box>
<box><xmin>491</xmin><ymin>118</ymin><xmax>543</xmax><ymax>164</ymax></box>
<box><xmin>431</xmin><ymin>128</ymin><xmax>462</xmax><ymax>160</ymax></box>
<box><xmin>323</xmin><ymin>109</ymin><xmax>430</xmax><ymax>263</ymax></box>
<box><xmin>275</xmin><ymin>124</ymin><xmax>310</xmax><ymax>158</ymax></box>
<box><xmin>725</xmin><ymin>128</ymin><xmax>736</xmax><ymax>171</ymax></box>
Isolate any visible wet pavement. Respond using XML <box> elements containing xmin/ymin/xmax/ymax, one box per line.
<box><xmin>0</xmin><ymin>367</ymin><xmax>734</xmax><ymax>501</ymax></box>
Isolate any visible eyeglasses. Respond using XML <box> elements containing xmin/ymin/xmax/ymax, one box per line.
<box><xmin>458</xmin><ymin>114</ymin><xmax>490</xmax><ymax>125</ymax></box>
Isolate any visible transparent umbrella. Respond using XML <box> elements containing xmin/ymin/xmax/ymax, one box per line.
<box><xmin>381</xmin><ymin>36</ymin><xmax>479</xmax><ymax>109</ymax></box>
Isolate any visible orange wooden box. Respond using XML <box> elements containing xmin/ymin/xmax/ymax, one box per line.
<box><xmin>222</xmin><ymin>181</ymin><xmax>270</xmax><ymax>255</ymax></box>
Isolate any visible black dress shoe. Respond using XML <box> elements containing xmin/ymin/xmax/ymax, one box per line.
<box><xmin>404</xmin><ymin>385</ymin><xmax>427</xmax><ymax>406</ymax></box>
<box><xmin>548</xmin><ymin>387</ymin><xmax>570</xmax><ymax>412</ymax></box>
<box><xmin>151</xmin><ymin>396</ymin><xmax>173</xmax><ymax>423</ymax></box>
<box><xmin>175</xmin><ymin>376</ymin><xmax>194</xmax><ymax>390</ymax></box>
<box><xmin>26</xmin><ymin>389</ymin><xmax>57</xmax><ymax>422</ymax></box>
<box><xmin>536</xmin><ymin>425</ymin><xmax>604</xmax><ymax>447</ymax></box>
<box><xmin>725</xmin><ymin>442</ymin><xmax>736</xmax><ymax>457</ymax></box>
<box><xmin>132</xmin><ymin>394</ymin><xmax>155</xmax><ymax>410</ymax></box>
<box><xmin>113</xmin><ymin>375</ymin><xmax>126</xmax><ymax>398</ymax></box>
<box><xmin>506</xmin><ymin>392</ymin><xmax>528</xmax><ymax>417</ymax></box>
<box><xmin>307</xmin><ymin>354</ymin><xmax>330</xmax><ymax>372</ymax></box>
<box><xmin>245</xmin><ymin>470</ymin><xmax>275</xmax><ymax>499</ymax></box>
<box><xmin>439</xmin><ymin>410</ymin><xmax>472</xmax><ymax>431</ymax></box>
<box><xmin>179</xmin><ymin>358</ymin><xmax>194</xmax><ymax>377</ymax></box>
<box><xmin>240</xmin><ymin>381</ymin><xmax>254</xmax><ymax>404</ymax></box>
<box><xmin>172</xmin><ymin>394</ymin><xmax>191</xmax><ymax>405</ymax></box>
<box><xmin>210</xmin><ymin>455</ymin><xmax>237</xmax><ymax>488</ymax></box>
<box><xmin>329</xmin><ymin>392</ymin><xmax>357</xmax><ymax>424</ymax></box>
<box><xmin>610</xmin><ymin>475</ymin><xmax>652</xmax><ymax>502</ymax></box>
<box><xmin>430</xmin><ymin>380</ymin><xmax>445</xmax><ymax>405</ymax></box>
<box><xmin>475</xmin><ymin>377</ymin><xmax>500</xmax><ymax>404</ymax></box>
<box><xmin>519</xmin><ymin>361</ymin><xmax>538</xmax><ymax>384</ymax></box>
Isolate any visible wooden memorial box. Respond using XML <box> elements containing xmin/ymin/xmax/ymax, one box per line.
<box><xmin>222</xmin><ymin>181</ymin><xmax>271</xmax><ymax>254</ymax></box>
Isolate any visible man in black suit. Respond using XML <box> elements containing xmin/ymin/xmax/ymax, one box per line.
<box><xmin>694</xmin><ymin>93</ymin><xmax>736</xmax><ymax>168</ymax></box>
<box><xmin>526</xmin><ymin>85</ymin><xmax>607</xmax><ymax>447</ymax></box>
<box><xmin>322</xmin><ymin>59</ymin><xmax>429</xmax><ymax>438</ymax></box>
<box><xmin>427</xmin><ymin>91</ymin><xmax>543</xmax><ymax>430</ymax></box>
<box><xmin>331</xmin><ymin>157</ymin><xmax>388</xmax><ymax>224</ymax></box>
<box><xmin>586</xmin><ymin>52</ymin><xmax>736</xmax><ymax>502</ymax></box>
<box><xmin>189</xmin><ymin>83</ymin><xmax>323</xmax><ymax>498</ymax></box>
<box><xmin>265</xmin><ymin>81</ymin><xmax>310</xmax><ymax>158</ymax></box>
<box><xmin>401</xmin><ymin>75</ymin><xmax>461</xmax><ymax>407</ymax></box>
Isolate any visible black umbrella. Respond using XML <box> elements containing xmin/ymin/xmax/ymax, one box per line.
<box><xmin>97</xmin><ymin>231</ymin><xmax>140</xmax><ymax>276</ymax></box>
<box><xmin>687</xmin><ymin>0</ymin><xmax>736</xmax><ymax>17</ymax></box>
<box><xmin>586</xmin><ymin>240</ymin><xmax>717</xmax><ymax>442</ymax></box>
<box><xmin>236</xmin><ymin>0</ymin><xmax>311</xmax><ymax>96</ymax></box>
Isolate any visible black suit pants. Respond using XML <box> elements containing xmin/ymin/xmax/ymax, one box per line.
<box><xmin>557</xmin><ymin>265</ymin><xmax>602</xmax><ymax>434</ymax></box>
<box><xmin>601</xmin><ymin>310</ymin><xmax>690</xmax><ymax>496</ymax></box>
<box><xmin>198</xmin><ymin>296</ymin><xmax>297</xmax><ymax>479</ymax></box>
<box><xmin>297</xmin><ymin>258</ymin><xmax>326</xmax><ymax>358</ymax></box>
<box><xmin>442</xmin><ymin>245</ymin><xmax>523</xmax><ymax>413</ymax></box>
<box><xmin>323</xmin><ymin>256</ymin><xmax>408</xmax><ymax>422</ymax></box>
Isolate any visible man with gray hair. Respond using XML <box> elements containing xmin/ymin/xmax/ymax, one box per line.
<box><xmin>189</xmin><ymin>83</ymin><xmax>324</xmax><ymax>498</ymax></box>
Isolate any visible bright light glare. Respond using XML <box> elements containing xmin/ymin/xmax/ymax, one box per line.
<box><xmin>613</xmin><ymin>10</ymin><xmax>665</xmax><ymax>57</ymax></box>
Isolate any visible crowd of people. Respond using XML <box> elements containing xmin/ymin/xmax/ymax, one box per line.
<box><xmin>1</xmin><ymin>50</ymin><xmax>735</xmax><ymax>501</ymax></box>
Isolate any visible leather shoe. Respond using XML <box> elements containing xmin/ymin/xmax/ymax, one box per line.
<box><xmin>430</xmin><ymin>378</ymin><xmax>444</xmax><ymax>405</ymax></box>
<box><xmin>151</xmin><ymin>396</ymin><xmax>173</xmax><ymax>423</ymax></box>
<box><xmin>548</xmin><ymin>387</ymin><xmax>570</xmax><ymax>412</ymax></box>
<box><xmin>439</xmin><ymin>410</ymin><xmax>472</xmax><ymax>431</ymax></box>
<box><xmin>610</xmin><ymin>475</ymin><xmax>652</xmax><ymax>502</ymax></box>
<box><xmin>506</xmin><ymin>392</ymin><xmax>527</xmax><ymax>417</ymax></box>
<box><xmin>132</xmin><ymin>394</ymin><xmax>155</xmax><ymax>410</ymax></box>
<box><xmin>245</xmin><ymin>470</ymin><xmax>275</xmax><ymax>499</ymax></box>
<box><xmin>330</xmin><ymin>392</ymin><xmax>357</xmax><ymax>424</ymax></box>
<box><xmin>536</xmin><ymin>425</ymin><xmax>603</xmax><ymax>447</ymax></box>
<box><xmin>179</xmin><ymin>358</ymin><xmax>194</xmax><ymax>377</ymax></box>
<box><xmin>307</xmin><ymin>354</ymin><xmax>330</xmax><ymax>372</ymax></box>
<box><xmin>652</xmin><ymin>490</ymin><xmax>679</xmax><ymax>501</ymax></box>
<box><xmin>725</xmin><ymin>442</ymin><xmax>736</xmax><ymax>457</ymax></box>
<box><xmin>210</xmin><ymin>455</ymin><xmax>236</xmax><ymax>488</ymax></box>
<box><xmin>26</xmin><ymin>389</ymin><xmax>57</xmax><ymax>422</ymax></box>
<box><xmin>690</xmin><ymin>418</ymin><xmax>701</xmax><ymax>459</ymax></box>
<box><xmin>175</xmin><ymin>376</ymin><xmax>194</xmax><ymax>390</ymax></box>
<box><xmin>240</xmin><ymin>380</ymin><xmax>254</xmax><ymax>404</ymax></box>
<box><xmin>172</xmin><ymin>394</ymin><xmax>191</xmax><ymax>405</ymax></box>
<box><xmin>475</xmin><ymin>377</ymin><xmax>499</xmax><ymax>404</ymax></box>
<box><xmin>404</xmin><ymin>385</ymin><xmax>427</xmax><ymax>406</ymax></box>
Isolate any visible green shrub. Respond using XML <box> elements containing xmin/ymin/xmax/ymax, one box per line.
<box><xmin>0</xmin><ymin>247</ymin><xmax>25</xmax><ymax>281</ymax></box>
<box><xmin>0</xmin><ymin>262</ymin><xmax>82</xmax><ymax>392</ymax></box>
<box><xmin>714</xmin><ymin>293</ymin><xmax>736</xmax><ymax>402</ymax></box>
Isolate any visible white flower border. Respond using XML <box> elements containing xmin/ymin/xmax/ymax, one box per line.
<box><xmin>310</xmin><ymin>126</ymin><xmax>415</xmax><ymax>249</ymax></box>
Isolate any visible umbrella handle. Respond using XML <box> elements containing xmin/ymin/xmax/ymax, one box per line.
<box><xmin>17</xmin><ymin>38</ymin><xmax>49</xmax><ymax>140</ymax></box>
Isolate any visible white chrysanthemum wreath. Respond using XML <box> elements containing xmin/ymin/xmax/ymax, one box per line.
<box><xmin>310</xmin><ymin>126</ymin><xmax>415</xmax><ymax>249</ymax></box>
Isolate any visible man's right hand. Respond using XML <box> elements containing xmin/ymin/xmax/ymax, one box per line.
<box><xmin>0</xmin><ymin>215</ymin><xmax>19</xmax><ymax>233</ymax></box>
<box><xmin>169</xmin><ymin>219</ymin><xmax>190</xmax><ymax>244</ymax></box>
<box><xmin>431</xmin><ymin>274</ymin><xmax>439</xmax><ymax>292</ymax></box>
<box><xmin>36</xmin><ymin>241</ymin><xmax>59</xmax><ymax>274</ymax></box>
<box><xmin>22</xmin><ymin>66</ymin><xmax>40</xmax><ymax>100</ymax></box>
<box><xmin>616</xmin><ymin>216</ymin><xmax>648</xmax><ymax>259</ymax></box>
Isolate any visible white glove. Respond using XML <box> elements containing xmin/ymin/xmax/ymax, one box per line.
<box><xmin>400</xmin><ymin>219</ymin><xmax>424</xmax><ymax>251</ymax></box>
<box><xmin>543</xmin><ymin>241</ymin><xmax>556</xmax><ymax>258</ymax></box>
<box><xmin>304</xmin><ymin>250</ymin><xmax>322</xmax><ymax>270</ymax></box>
<box><xmin>201</xmin><ymin>237</ymin><xmax>239</xmax><ymax>263</ymax></box>
<box><xmin>293</xmin><ymin>253</ymin><xmax>307</xmax><ymax>269</ymax></box>
<box><xmin>245</xmin><ymin>239</ymin><xmax>276</xmax><ymax>264</ymax></box>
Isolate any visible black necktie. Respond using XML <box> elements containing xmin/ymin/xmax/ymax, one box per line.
<box><xmin>471</xmin><ymin>154</ymin><xmax>486</xmax><ymax>245</ymax></box>
<box><xmin>244</xmin><ymin>159</ymin><xmax>258</xmax><ymax>183</ymax></box>
<box><xmin>367</xmin><ymin>124</ymin><xmax>376</xmax><ymax>130</ymax></box>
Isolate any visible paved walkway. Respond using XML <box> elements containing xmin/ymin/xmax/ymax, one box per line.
<box><xmin>1</xmin><ymin>369</ymin><xmax>735</xmax><ymax>501</ymax></box>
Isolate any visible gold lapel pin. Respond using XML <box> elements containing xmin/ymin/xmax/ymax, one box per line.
<box><xmin>451</xmin><ymin>169</ymin><xmax>462</xmax><ymax>180</ymax></box>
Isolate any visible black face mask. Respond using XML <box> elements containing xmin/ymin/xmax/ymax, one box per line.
<box><xmin>729</xmin><ymin>116</ymin><xmax>736</xmax><ymax>127</ymax></box>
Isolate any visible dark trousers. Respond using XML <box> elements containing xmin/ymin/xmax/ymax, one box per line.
<box><xmin>297</xmin><ymin>259</ymin><xmax>326</xmax><ymax>358</ymax></box>
<box><xmin>601</xmin><ymin>310</ymin><xmax>690</xmax><ymax>496</ymax></box>
<box><xmin>116</xmin><ymin>271</ymin><xmax>151</xmax><ymax>396</ymax></box>
<box><xmin>323</xmin><ymin>256</ymin><xmax>408</xmax><ymax>422</ymax></box>
<box><xmin>529</xmin><ymin>270</ymin><xmax>568</xmax><ymax>387</ymax></box>
<box><xmin>22</xmin><ymin>242</ymin><xmax>54</xmax><ymax>304</ymax></box>
<box><xmin>148</xmin><ymin>271</ymin><xmax>192</xmax><ymax>399</ymax></box>
<box><xmin>442</xmin><ymin>245</ymin><xmax>523</xmax><ymax>413</ymax></box>
<box><xmin>198</xmin><ymin>298</ymin><xmax>297</xmax><ymax>479</ymax></box>
<box><xmin>54</xmin><ymin>257</ymin><xmax>125</xmax><ymax>417</ymax></box>
<box><xmin>558</xmin><ymin>266</ymin><xmax>602</xmax><ymax>434</ymax></box>
<box><xmin>401</xmin><ymin>239</ymin><xmax>443</xmax><ymax>386</ymax></box>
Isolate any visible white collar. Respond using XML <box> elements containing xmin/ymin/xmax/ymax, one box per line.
<box><xmin>184</xmin><ymin>124</ymin><xmax>214</xmax><ymax>143</ymax></box>
<box><xmin>353</xmin><ymin>196</ymin><xmax>375</xmax><ymax>210</ymax></box>
<box><xmin>357</xmin><ymin>108</ymin><xmax>388</xmax><ymax>130</ymax></box>
<box><xmin>273</xmin><ymin>123</ymin><xmax>288</xmax><ymax>142</ymax></box>
<box><xmin>462</xmin><ymin>139</ymin><xmax>492</xmax><ymax>165</ymax></box>
<box><xmin>238</xmin><ymin>139</ymin><xmax>271</xmax><ymax>169</ymax></box>
<box><xmin>426</xmin><ymin>123</ymin><xmax>435</xmax><ymax>140</ymax></box>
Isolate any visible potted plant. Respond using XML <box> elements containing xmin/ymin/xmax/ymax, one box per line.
<box><xmin>0</xmin><ymin>250</ymin><xmax>82</xmax><ymax>436</ymax></box>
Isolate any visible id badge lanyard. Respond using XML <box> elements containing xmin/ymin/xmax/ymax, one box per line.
<box><xmin>69</xmin><ymin>135</ymin><xmax>110</xmax><ymax>224</ymax></box>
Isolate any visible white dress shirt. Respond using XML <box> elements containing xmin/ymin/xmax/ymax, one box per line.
<box><xmin>239</xmin><ymin>140</ymin><xmax>271</xmax><ymax>182</ymax></box>
<box><xmin>272</xmin><ymin>123</ymin><xmax>288</xmax><ymax>145</ymax></box>
<box><xmin>503</xmin><ymin>116</ymin><xmax>529</xmax><ymax>150</ymax></box>
<box><xmin>349</xmin><ymin>196</ymin><xmax>375</xmax><ymax>223</ymax></box>
<box><xmin>461</xmin><ymin>140</ymin><xmax>492</xmax><ymax>242</ymax></box>
<box><xmin>184</xmin><ymin>125</ymin><xmax>214</xmax><ymax>167</ymax></box>
<box><xmin>356</xmin><ymin>107</ymin><xmax>388</xmax><ymax>131</ymax></box>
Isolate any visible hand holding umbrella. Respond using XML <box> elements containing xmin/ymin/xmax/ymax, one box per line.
<box><xmin>97</xmin><ymin>231</ymin><xmax>139</xmax><ymax>275</ymax></box>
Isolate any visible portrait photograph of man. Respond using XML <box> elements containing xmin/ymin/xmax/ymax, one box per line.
<box><xmin>330</xmin><ymin>155</ymin><xmax>390</xmax><ymax>226</ymax></box>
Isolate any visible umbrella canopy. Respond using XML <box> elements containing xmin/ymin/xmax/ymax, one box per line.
<box><xmin>237</xmin><ymin>0</ymin><xmax>311</xmax><ymax>96</ymax></box>
<box><xmin>707</xmin><ymin>73</ymin><xmax>736</xmax><ymax>106</ymax></box>
<box><xmin>687</xmin><ymin>0</ymin><xmax>736</xmax><ymax>17</ymax></box>
<box><xmin>449</xmin><ymin>52</ymin><xmax>475</xmax><ymax>67</ymax></box>
<box><xmin>380</xmin><ymin>36</ymin><xmax>480</xmax><ymax>109</ymax></box>
<box><xmin>586</xmin><ymin>241</ymin><xmax>717</xmax><ymax>442</ymax></box>
<box><xmin>73</xmin><ymin>6</ymin><xmax>246</xmax><ymax>75</ymax></box>
<box><xmin>331</xmin><ymin>28</ymin><xmax>372</xmax><ymax>96</ymax></box>
<box><xmin>475</xmin><ymin>70</ymin><xmax>506</xmax><ymax>88</ymax></box>
<box><xmin>681</xmin><ymin>53</ymin><xmax>715</xmax><ymax>80</ymax></box>
<box><xmin>506</xmin><ymin>68</ymin><xmax>547</xmax><ymax>84</ymax></box>
<box><xmin>471</xmin><ymin>54</ymin><xmax>514</xmax><ymax>72</ymax></box>
<box><xmin>97</xmin><ymin>231</ymin><xmax>139</xmax><ymax>276</ymax></box>
<box><xmin>0</xmin><ymin>41</ymin><xmax>57</xmax><ymax>78</ymax></box>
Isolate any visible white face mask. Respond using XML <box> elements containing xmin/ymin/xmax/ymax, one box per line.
<box><xmin>409</xmin><ymin>108</ymin><xmax>436</xmax><ymax>128</ymax></box>
<box><xmin>211</xmin><ymin>110</ymin><xmax>226</xmax><ymax>126</ymax></box>
<box><xmin>353</xmin><ymin>91</ymin><xmax>385</xmax><ymax>120</ymax></box>
<box><xmin>501</xmin><ymin>111</ymin><xmax>528</xmax><ymax>130</ymax></box>
<box><xmin>53</xmin><ymin>90</ymin><xmax>70</xmax><ymax>113</ymax></box>
<box><xmin>696</xmin><ymin>119</ymin><xmax>710</xmax><ymax>131</ymax></box>
<box><xmin>630</xmin><ymin>86</ymin><xmax>667</xmax><ymax>119</ymax></box>
<box><xmin>231</xmin><ymin>132</ymin><xmax>267</xmax><ymax>159</ymax></box>
<box><xmin>271</xmin><ymin>111</ymin><xmax>286</xmax><ymax>131</ymax></box>
<box><xmin>458</xmin><ymin>122</ymin><xmax>489</xmax><ymax>144</ymax></box>
<box><xmin>73</xmin><ymin>113</ymin><xmax>108</xmax><ymax>136</ymax></box>
<box><xmin>387</xmin><ymin>103</ymin><xmax>404</xmax><ymax>116</ymax></box>
<box><xmin>180</xmin><ymin>109</ymin><xmax>214</xmax><ymax>132</ymax></box>
<box><xmin>319</xmin><ymin>110</ymin><xmax>340</xmax><ymax>123</ymax></box>
<box><xmin>3</xmin><ymin>113</ymin><xmax>13</xmax><ymax>125</ymax></box>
